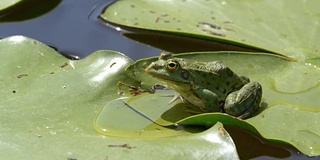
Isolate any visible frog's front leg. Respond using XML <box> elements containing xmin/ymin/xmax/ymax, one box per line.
<box><xmin>193</xmin><ymin>88</ymin><xmax>221</xmax><ymax>112</ymax></box>
<box><xmin>117</xmin><ymin>81</ymin><xmax>151</xmax><ymax>96</ymax></box>
<box><xmin>224</xmin><ymin>81</ymin><xmax>262</xmax><ymax>119</ymax></box>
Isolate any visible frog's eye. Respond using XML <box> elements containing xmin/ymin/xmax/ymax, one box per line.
<box><xmin>166</xmin><ymin>59</ymin><xmax>179</xmax><ymax>72</ymax></box>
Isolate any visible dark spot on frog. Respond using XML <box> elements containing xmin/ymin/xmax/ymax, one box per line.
<box><xmin>164</xmin><ymin>20</ymin><xmax>170</xmax><ymax>23</ymax></box>
<box><xmin>17</xmin><ymin>74</ymin><xmax>28</xmax><ymax>78</ymax></box>
<box><xmin>59</xmin><ymin>62</ymin><xmax>68</xmax><ymax>69</ymax></box>
<box><xmin>231</xmin><ymin>86</ymin><xmax>236</xmax><ymax>91</ymax></box>
<box><xmin>226</xmin><ymin>81</ymin><xmax>230</xmax><ymax>86</ymax></box>
<box><xmin>211</xmin><ymin>17</ymin><xmax>216</xmax><ymax>20</ymax></box>
<box><xmin>201</xmin><ymin>73</ymin><xmax>207</xmax><ymax>78</ymax></box>
<box><xmin>130</xmin><ymin>4</ymin><xmax>135</xmax><ymax>8</ymax></box>
<box><xmin>50</xmin><ymin>72</ymin><xmax>55</xmax><ymax>74</ymax></box>
<box><xmin>149</xmin><ymin>10</ymin><xmax>156</xmax><ymax>14</ymax></box>
<box><xmin>131</xmin><ymin>70</ymin><xmax>137</xmax><ymax>77</ymax></box>
<box><xmin>181</xmin><ymin>70</ymin><xmax>189</xmax><ymax>80</ymax></box>
<box><xmin>13</xmin><ymin>90</ymin><xmax>16</xmax><ymax>93</ymax></box>
<box><xmin>226</xmin><ymin>69</ymin><xmax>233</xmax><ymax>76</ymax></box>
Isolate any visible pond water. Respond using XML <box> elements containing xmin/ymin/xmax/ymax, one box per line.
<box><xmin>0</xmin><ymin>0</ymin><xmax>161</xmax><ymax>60</ymax></box>
<box><xmin>0</xmin><ymin>0</ymin><xmax>316</xmax><ymax>159</ymax></box>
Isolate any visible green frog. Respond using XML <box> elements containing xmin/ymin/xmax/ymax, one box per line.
<box><xmin>145</xmin><ymin>52</ymin><xmax>262</xmax><ymax>119</ymax></box>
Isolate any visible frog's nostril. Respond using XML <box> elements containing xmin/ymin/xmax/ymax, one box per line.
<box><xmin>151</xmin><ymin>62</ymin><xmax>158</xmax><ymax>69</ymax></box>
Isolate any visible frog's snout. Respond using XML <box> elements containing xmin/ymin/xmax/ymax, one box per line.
<box><xmin>145</xmin><ymin>62</ymin><xmax>155</xmax><ymax>74</ymax></box>
<box><xmin>145</xmin><ymin>62</ymin><xmax>158</xmax><ymax>74</ymax></box>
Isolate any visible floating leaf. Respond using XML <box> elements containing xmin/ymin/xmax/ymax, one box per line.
<box><xmin>0</xmin><ymin>0</ymin><xmax>20</xmax><ymax>10</ymax></box>
<box><xmin>0</xmin><ymin>0</ymin><xmax>61</xmax><ymax>22</ymax></box>
<box><xmin>0</xmin><ymin>36</ymin><xmax>241</xmax><ymax>159</ymax></box>
<box><xmin>101</xmin><ymin>0</ymin><xmax>320</xmax><ymax>59</ymax></box>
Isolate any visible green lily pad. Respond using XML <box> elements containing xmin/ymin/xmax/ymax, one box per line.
<box><xmin>0</xmin><ymin>0</ymin><xmax>61</xmax><ymax>22</ymax></box>
<box><xmin>0</xmin><ymin>0</ymin><xmax>20</xmax><ymax>10</ymax></box>
<box><xmin>0</xmin><ymin>36</ymin><xmax>240</xmax><ymax>159</ymax></box>
<box><xmin>101</xmin><ymin>0</ymin><xmax>320</xmax><ymax>60</ymax></box>
<box><xmin>117</xmin><ymin>52</ymin><xmax>320</xmax><ymax>156</ymax></box>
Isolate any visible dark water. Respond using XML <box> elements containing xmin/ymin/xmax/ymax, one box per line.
<box><xmin>0</xmin><ymin>0</ymin><xmax>161</xmax><ymax>60</ymax></box>
<box><xmin>0</xmin><ymin>0</ymin><xmax>317</xmax><ymax>159</ymax></box>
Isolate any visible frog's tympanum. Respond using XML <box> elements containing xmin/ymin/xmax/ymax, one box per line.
<box><xmin>145</xmin><ymin>52</ymin><xmax>262</xmax><ymax>119</ymax></box>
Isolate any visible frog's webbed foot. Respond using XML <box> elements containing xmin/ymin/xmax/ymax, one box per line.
<box><xmin>224</xmin><ymin>81</ymin><xmax>262</xmax><ymax>119</ymax></box>
<box><xmin>117</xmin><ymin>81</ymin><xmax>151</xmax><ymax>96</ymax></box>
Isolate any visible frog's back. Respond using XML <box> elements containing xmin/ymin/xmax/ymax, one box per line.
<box><xmin>179</xmin><ymin>60</ymin><xmax>248</xmax><ymax>97</ymax></box>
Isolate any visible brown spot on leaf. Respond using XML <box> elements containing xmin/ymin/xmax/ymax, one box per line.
<box><xmin>59</xmin><ymin>62</ymin><xmax>68</xmax><ymax>69</ymax></box>
<box><xmin>17</xmin><ymin>74</ymin><xmax>28</xmax><ymax>78</ymax></box>
<box><xmin>108</xmin><ymin>144</ymin><xmax>136</xmax><ymax>149</ymax></box>
<box><xmin>110</xmin><ymin>62</ymin><xmax>116</xmax><ymax>68</ymax></box>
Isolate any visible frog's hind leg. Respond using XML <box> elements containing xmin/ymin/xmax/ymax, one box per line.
<box><xmin>224</xmin><ymin>81</ymin><xmax>262</xmax><ymax>119</ymax></box>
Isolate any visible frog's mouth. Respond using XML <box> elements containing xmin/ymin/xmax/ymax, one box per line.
<box><xmin>147</xmin><ymin>72</ymin><xmax>190</xmax><ymax>85</ymax></box>
<box><xmin>154</xmin><ymin>75</ymin><xmax>189</xmax><ymax>84</ymax></box>
<box><xmin>145</xmin><ymin>66</ymin><xmax>189</xmax><ymax>84</ymax></box>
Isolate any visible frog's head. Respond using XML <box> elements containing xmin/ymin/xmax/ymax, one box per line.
<box><xmin>145</xmin><ymin>58</ymin><xmax>191</xmax><ymax>86</ymax></box>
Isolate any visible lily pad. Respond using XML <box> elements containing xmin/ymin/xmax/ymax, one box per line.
<box><xmin>0</xmin><ymin>0</ymin><xmax>61</xmax><ymax>22</ymax></box>
<box><xmin>101</xmin><ymin>0</ymin><xmax>320</xmax><ymax>60</ymax></box>
<box><xmin>118</xmin><ymin>52</ymin><xmax>320</xmax><ymax>156</ymax></box>
<box><xmin>0</xmin><ymin>0</ymin><xmax>20</xmax><ymax>10</ymax></box>
<box><xmin>0</xmin><ymin>36</ymin><xmax>240</xmax><ymax>159</ymax></box>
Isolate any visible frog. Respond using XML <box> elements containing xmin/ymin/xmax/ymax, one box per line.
<box><xmin>145</xmin><ymin>52</ymin><xmax>262</xmax><ymax>119</ymax></box>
